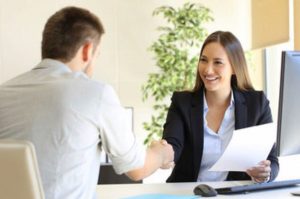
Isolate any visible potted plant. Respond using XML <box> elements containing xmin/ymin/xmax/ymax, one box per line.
<box><xmin>142</xmin><ymin>2</ymin><xmax>213</xmax><ymax>144</ymax></box>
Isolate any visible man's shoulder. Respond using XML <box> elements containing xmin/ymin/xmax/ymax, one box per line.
<box><xmin>70</xmin><ymin>77</ymin><xmax>107</xmax><ymax>90</ymax></box>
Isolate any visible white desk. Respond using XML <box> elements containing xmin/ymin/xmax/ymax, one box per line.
<box><xmin>96</xmin><ymin>181</ymin><xmax>300</xmax><ymax>199</ymax></box>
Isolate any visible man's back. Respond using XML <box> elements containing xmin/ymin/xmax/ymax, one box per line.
<box><xmin>0</xmin><ymin>6</ymin><xmax>174</xmax><ymax>199</ymax></box>
<box><xmin>0</xmin><ymin>59</ymin><xmax>105</xmax><ymax>199</ymax></box>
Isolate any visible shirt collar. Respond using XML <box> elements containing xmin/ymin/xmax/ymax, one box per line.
<box><xmin>33</xmin><ymin>58</ymin><xmax>89</xmax><ymax>79</ymax></box>
<box><xmin>203</xmin><ymin>90</ymin><xmax>235</xmax><ymax>111</ymax></box>
<box><xmin>33</xmin><ymin>58</ymin><xmax>70</xmax><ymax>71</ymax></box>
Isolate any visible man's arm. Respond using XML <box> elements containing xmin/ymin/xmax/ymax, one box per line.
<box><xmin>125</xmin><ymin>140</ymin><xmax>174</xmax><ymax>181</ymax></box>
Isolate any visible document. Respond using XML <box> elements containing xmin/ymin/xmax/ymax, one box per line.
<box><xmin>209</xmin><ymin>123</ymin><xmax>277</xmax><ymax>171</ymax></box>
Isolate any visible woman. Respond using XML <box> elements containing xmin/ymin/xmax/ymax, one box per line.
<box><xmin>162</xmin><ymin>31</ymin><xmax>279</xmax><ymax>183</ymax></box>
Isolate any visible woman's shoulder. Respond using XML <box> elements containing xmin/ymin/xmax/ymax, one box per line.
<box><xmin>170</xmin><ymin>90</ymin><xmax>199</xmax><ymax>108</ymax></box>
<box><xmin>240</xmin><ymin>89</ymin><xmax>266</xmax><ymax>97</ymax></box>
<box><xmin>172</xmin><ymin>90</ymin><xmax>195</xmax><ymax>101</ymax></box>
<box><xmin>236</xmin><ymin>89</ymin><xmax>269</xmax><ymax>103</ymax></box>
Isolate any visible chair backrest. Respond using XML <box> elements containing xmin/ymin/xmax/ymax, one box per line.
<box><xmin>98</xmin><ymin>163</ymin><xmax>142</xmax><ymax>184</ymax></box>
<box><xmin>0</xmin><ymin>140</ymin><xmax>45</xmax><ymax>199</ymax></box>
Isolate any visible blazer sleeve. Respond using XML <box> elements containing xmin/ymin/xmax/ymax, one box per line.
<box><xmin>257</xmin><ymin>92</ymin><xmax>273</xmax><ymax>124</ymax></box>
<box><xmin>162</xmin><ymin>92</ymin><xmax>185</xmax><ymax>162</ymax></box>
<box><xmin>227</xmin><ymin>91</ymin><xmax>279</xmax><ymax>182</ymax></box>
<box><xmin>259</xmin><ymin>92</ymin><xmax>279</xmax><ymax>182</ymax></box>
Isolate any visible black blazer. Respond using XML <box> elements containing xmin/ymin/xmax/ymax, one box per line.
<box><xmin>163</xmin><ymin>87</ymin><xmax>279</xmax><ymax>182</ymax></box>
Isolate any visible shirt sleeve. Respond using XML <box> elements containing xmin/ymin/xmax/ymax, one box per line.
<box><xmin>98</xmin><ymin>84</ymin><xmax>146</xmax><ymax>174</ymax></box>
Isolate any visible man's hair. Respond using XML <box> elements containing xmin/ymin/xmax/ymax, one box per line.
<box><xmin>42</xmin><ymin>6</ymin><xmax>105</xmax><ymax>62</ymax></box>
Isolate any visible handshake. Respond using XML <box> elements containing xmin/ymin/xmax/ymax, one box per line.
<box><xmin>148</xmin><ymin>139</ymin><xmax>175</xmax><ymax>170</ymax></box>
<box><xmin>125</xmin><ymin>138</ymin><xmax>174</xmax><ymax>181</ymax></box>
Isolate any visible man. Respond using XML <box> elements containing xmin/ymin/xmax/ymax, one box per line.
<box><xmin>0</xmin><ymin>7</ymin><xmax>174</xmax><ymax>199</ymax></box>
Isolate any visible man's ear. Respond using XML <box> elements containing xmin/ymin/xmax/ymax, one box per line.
<box><xmin>82</xmin><ymin>42</ymin><xmax>94</xmax><ymax>63</ymax></box>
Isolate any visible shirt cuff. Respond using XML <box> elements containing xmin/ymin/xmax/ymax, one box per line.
<box><xmin>109</xmin><ymin>140</ymin><xmax>146</xmax><ymax>175</ymax></box>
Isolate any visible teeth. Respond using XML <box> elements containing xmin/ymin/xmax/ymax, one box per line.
<box><xmin>205</xmin><ymin>76</ymin><xmax>218</xmax><ymax>81</ymax></box>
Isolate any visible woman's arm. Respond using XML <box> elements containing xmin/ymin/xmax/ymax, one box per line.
<box><xmin>247</xmin><ymin>92</ymin><xmax>279</xmax><ymax>182</ymax></box>
<box><xmin>162</xmin><ymin>92</ymin><xmax>186</xmax><ymax>163</ymax></box>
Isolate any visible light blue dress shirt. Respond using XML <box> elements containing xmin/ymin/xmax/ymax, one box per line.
<box><xmin>0</xmin><ymin>59</ymin><xmax>145</xmax><ymax>199</ymax></box>
<box><xmin>197</xmin><ymin>92</ymin><xmax>235</xmax><ymax>182</ymax></box>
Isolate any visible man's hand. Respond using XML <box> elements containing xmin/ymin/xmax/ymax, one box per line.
<box><xmin>246</xmin><ymin>160</ymin><xmax>271</xmax><ymax>183</ymax></box>
<box><xmin>149</xmin><ymin>139</ymin><xmax>174</xmax><ymax>169</ymax></box>
<box><xmin>125</xmin><ymin>139</ymin><xmax>174</xmax><ymax>181</ymax></box>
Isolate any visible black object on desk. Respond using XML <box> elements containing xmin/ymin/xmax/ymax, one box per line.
<box><xmin>215</xmin><ymin>179</ymin><xmax>300</xmax><ymax>194</ymax></box>
<box><xmin>193</xmin><ymin>184</ymin><xmax>218</xmax><ymax>197</ymax></box>
<box><xmin>291</xmin><ymin>191</ymin><xmax>300</xmax><ymax>196</ymax></box>
<box><xmin>98</xmin><ymin>163</ymin><xmax>142</xmax><ymax>184</ymax></box>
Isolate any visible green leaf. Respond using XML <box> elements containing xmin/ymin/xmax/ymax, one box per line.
<box><xmin>142</xmin><ymin>2</ymin><xmax>213</xmax><ymax>145</ymax></box>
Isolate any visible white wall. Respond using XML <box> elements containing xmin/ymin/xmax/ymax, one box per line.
<box><xmin>0</xmin><ymin>0</ymin><xmax>112</xmax><ymax>81</ymax></box>
<box><xmin>276</xmin><ymin>154</ymin><xmax>300</xmax><ymax>181</ymax></box>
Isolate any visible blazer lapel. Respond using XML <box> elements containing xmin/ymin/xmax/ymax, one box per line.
<box><xmin>190</xmin><ymin>88</ymin><xmax>204</xmax><ymax>179</ymax></box>
<box><xmin>233</xmin><ymin>89</ymin><xmax>247</xmax><ymax>129</ymax></box>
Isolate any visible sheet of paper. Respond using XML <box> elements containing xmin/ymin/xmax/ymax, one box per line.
<box><xmin>122</xmin><ymin>194</ymin><xmax>199</xmax><ymax>199</ymax></box>
<box><xmin>209</xmin><ymin>123</ymin><xmax>277</xmax><ymax>171</ymax></box>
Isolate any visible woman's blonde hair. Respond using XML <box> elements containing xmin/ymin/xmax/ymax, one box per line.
<box><xmin>193</xmin><ymin>31</ymin><xmax>254</xmax><ymax>91</ymax></box>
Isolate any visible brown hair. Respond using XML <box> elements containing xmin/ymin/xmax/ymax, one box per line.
<box><xmin>41</xmin><ymin>6</ymin><xmax>105</xmax><ymax>62</ymax></box>
<box><xmin>193</xmin><ymin>31</ymin><xmax>253</xmax><ymax>91</ymax></box>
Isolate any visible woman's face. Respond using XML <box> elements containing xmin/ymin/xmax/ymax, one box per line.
<box><xmin>198</xmin><ymin>42</ymin><xmax>234</xmax><ymax>93</ymax></box>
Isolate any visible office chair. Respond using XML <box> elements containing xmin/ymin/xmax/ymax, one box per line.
<box><xmin>0</xmin><ymin>140</ymin><xmax>45</xmax><ymax>199</ymax></box>
<box><xmin>98</xmin><ymin>163</ymin><xmax>142</xmax><ymax>184</ymax></box>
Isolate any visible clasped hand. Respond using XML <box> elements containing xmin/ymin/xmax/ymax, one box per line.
<box><xmin>246</xmin><ymin>160</ymin><xmax>271</xmax><ymax>183</ymax></box>
<box><xmin>149</xmin><ymin>139</ymin><xmax>175</xmax><ymax>169</ymax></box>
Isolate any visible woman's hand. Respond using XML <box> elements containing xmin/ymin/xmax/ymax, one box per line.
<box><xmin>246</xmin><ymin>160</ymin><xmax>271</xmax><ymax>183</ymax></box>
<box><xmin>159</xmin><ymin>139</ymin><xmax>175</xmax><ymax>169</ymax></box>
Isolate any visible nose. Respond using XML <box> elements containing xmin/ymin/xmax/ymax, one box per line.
<box><xmin>204</xmin><ymin>62</ymin><xmax>214</xmax><ymax>74</ymax></box>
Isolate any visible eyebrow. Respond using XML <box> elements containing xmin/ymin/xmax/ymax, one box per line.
<box><xmin>201</xmin><ymin>55</ymin><xmax>224</xmax><ymax>61</ymax></box>
<box><xmin>214</xmin><ymin>58</ymin><xmax>224</xmax><ymax>61</ymax></box>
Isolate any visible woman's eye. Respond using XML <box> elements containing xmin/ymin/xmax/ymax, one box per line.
<box><xmin>215</xmin><ymin>61</ymin><xmax>223</xmax><ymax>65</ymax></box>
<box><xmin>200</xmin><ymin>58</ymin><xmax>207</xmax><ymax>62</ymax></box>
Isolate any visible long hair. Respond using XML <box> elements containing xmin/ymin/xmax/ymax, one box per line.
<box><xmin>42</xmin><ymin>6</ymin><xmax>105</xmax><ymax>62</ymax></box>
<box><xmin>193</xmin><ymin>31</ymin><xmax>253</xmax><ymax>91</ymax></box>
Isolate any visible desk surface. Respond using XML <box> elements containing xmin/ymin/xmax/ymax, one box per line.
<box><xmin>96</xmin><ymin>181</ymin><xmax>300</xmax><ymax>199</ymax></box>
